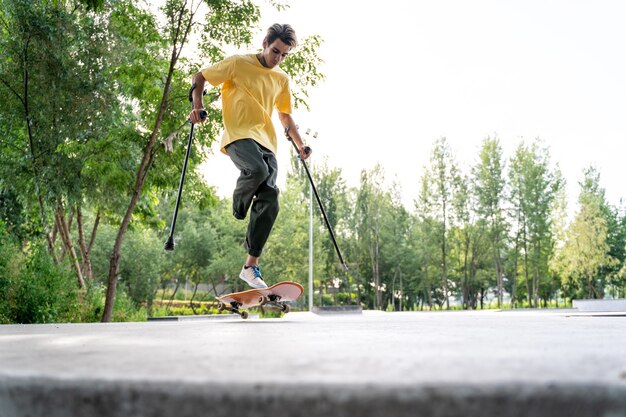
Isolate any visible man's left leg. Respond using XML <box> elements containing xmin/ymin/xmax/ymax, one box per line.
<box><xmin>245</xmin><ymin>150</ymin><xmax>279</xmax><ymax>258</ymax></box>
<box><xmin>238</xmin><ymin>149</ymin><xmax>279</xmax><ymax>288</ymax></box>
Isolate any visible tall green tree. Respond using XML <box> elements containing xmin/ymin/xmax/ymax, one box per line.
<box><xmin>414</xmin><ymin>173</ymin><xmax>441</xmax><ymax>308</ymax></box>
<box><xmin>449</xmin><ymin>172</ymin><xmax>486</xmax><ymax>308</ymax></box>
<box><xmin>355</xmin><ymin>165</ymin><xmax>386</xmax><ymax>309</ymax></box>
<box><xmin>546</xmin><ymin>166</ymin><xmax>568</xmax><ymax>306</ymax></box>
<box><xmin>420</xmin><ymin>137</ymin><xmax>459</xmax><ymax>309</ymax></box>
<box><xmin>508</xmin><ymin>141</ymin><xmax>560</xmax><ymax>307</ymax></box>
<box><xmin>380</xmin><ymin>183</ymin><xmax>411</xmax><ymax>310</ymax></box>
<box><xmin>555</xmin><ymin>167</ymin><xmax>617</xmax><ymax>298</ymax></box>
<box><xmin>473</xmin><ymin>137</ymin><xmax>508</xmax><ymax>307</ymax></box>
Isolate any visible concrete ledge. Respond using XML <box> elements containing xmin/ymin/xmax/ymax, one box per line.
<box><xmin>312</xmin><ymin>305</ymin><xmax>363</xmax><ymax>315</ymax></box>
<box><xmin>1</xmin><ymin>377</ymin><xmax>625</xmax><ymax>417</ymax></box>
<box><xmin>573</xmin><ymin>299</ymin><xmax>626</xmax><ymax>312</ymax></box>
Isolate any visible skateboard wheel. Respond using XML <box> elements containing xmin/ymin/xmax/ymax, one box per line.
<box><xmin>217</xmin><ymin>302</ymin><xmax>225</xmax><ymax>312</ymax></box>
<box><xmin>241</xmin><ymin>311</ymin><xmax>249</xmax><ymax>319</ymax></box>
<box><xmin>282</xmin><ymin>304</ymin><xmax>290</xmax><ymax>313</ymax></box>
<box><xmin>258</xmin><ymin>295</ymin><xmax>268</xmax><ymax>306</ymax></box>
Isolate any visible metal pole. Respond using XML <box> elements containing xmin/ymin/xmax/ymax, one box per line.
<box><xmin>306</xmin><ymin>129</ymin><xmax>316</xmax><ymax>311</ymax></box>
<box><xmin>284</xmin><ymin>127</ymin><xmax>348</xmax><ymax>271</ymax></box>
<box><xmin>309</xmin><ymin>164</ymin><xmax>314</xmax><ymax>311</ymax></box>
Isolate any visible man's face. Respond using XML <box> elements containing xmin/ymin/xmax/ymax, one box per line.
<box><xmin>260</xmin><ymin>38</ymin><xmax>291</xmax><ymax>68</ymax></box>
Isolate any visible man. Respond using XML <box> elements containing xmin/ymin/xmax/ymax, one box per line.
<box><xmin>189</xmin><ymin>23</ymin><xmax>310</xmax><ymax>289</ymax></box>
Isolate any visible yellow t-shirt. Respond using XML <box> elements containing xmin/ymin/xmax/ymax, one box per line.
<box><xmin>201</xmin><ymin>54</ymin><xmax>293</xmax><ymax>154</ymax></box>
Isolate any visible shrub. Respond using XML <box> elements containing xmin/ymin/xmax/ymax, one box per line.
<box><xmin>0</xmin><ymin>222</ymin><xmax>20</xmax><ymax>323</ymax></box>
<box><xmin>112</xmin><ymin>289</ymin><xmax>148</xmax><ymax>322</ymax></box>
<box><xmin>7</xmin><ymin>243</ymin><xmax>79</xmax><ymax>324</ymax></box>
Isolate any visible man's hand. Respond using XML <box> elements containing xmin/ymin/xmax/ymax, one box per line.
<box><xmin>300</xmin><ymin>145</ymin><xmax>312</xmax><ymax>160</ymax></box>
<box><xmin>188</xmin><ymin>108</ymin><xmax>206</xmax><ymax>124</ymax></box>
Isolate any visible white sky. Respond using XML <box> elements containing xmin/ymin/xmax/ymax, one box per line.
<box><xmin>200</xmin><ymin>0</ymin><xmax>626</xmax><ymax>213</ymax></box>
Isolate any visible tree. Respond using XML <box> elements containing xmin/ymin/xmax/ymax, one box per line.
<box><xmin>609</xmin><ymin>205</ymin><xmax>626</xmax><ymax>298</ymax></box>
<box><xmin>548</xmin><ymin>167</ymin><xmax>568</xmax><ymax>306</ymax></box>
<box><xmin>555</xmin><ymin>167</ymin><xmax>617</xmax><ymax>298</ymax></box>
<box><xmin>508</xmin><ymin>141</ymin><xmax>560</xmax><ymax>307</ymax></box>
<box><xmin>414</xmin><ymin>174</ymin><xmax>441</xmax><ymax>309</ymax></box>
<box><xmin>473</xmin><ymin>137</ymin><xmax>508</xmax><ymax>307</ymax></box>
<box><xmin>380</xmin><ymin>183</ymin><xmax>411</xmax><ymax>311</ymax></box>
<box><xmin>419</xmin><ymin>137</ymin><xmax>460</xmax><ymax>309</ymax></box>
<box><xmin>355</xmin><ymin>165</ymin><xmax>386</xmax><ymax>309</ymax></box>
<box><xmin>449</xmin><ymin>172</ymin><xmax>485</xmax><ymax>309</ymax></box>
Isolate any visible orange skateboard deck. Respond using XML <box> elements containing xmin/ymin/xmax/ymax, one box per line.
<box><xmin>216</xmin><ymin>281</ymin><xmax>304</xmax><ymax>319</ymax></box>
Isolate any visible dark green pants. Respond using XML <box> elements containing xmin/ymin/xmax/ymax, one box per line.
<box><xmin>226</xmin><ymin>139</ymin><xmax>279</xmax><ymax>257</ymax></box>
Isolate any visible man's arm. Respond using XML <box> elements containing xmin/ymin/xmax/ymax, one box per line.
<box><xmin>278</xmin><ymin>112</ymin><xmax>311</xmax><ymax>160</ymax></box>
<box><xmin>188</xmin><ymin>71</ymin><xmax>207</xmax><ymax>124</ymax></box>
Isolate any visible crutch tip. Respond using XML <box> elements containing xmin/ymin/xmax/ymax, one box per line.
<box><xmin>164</xmin><ymin>236</ymin><xmax>175</xmax><ymax>251</ymax></box>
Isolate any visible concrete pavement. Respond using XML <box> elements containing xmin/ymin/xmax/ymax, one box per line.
<box><xmin>1</xmin><ymin>309</ymin><xmax>625</xmax><ymax>416</ymax></box>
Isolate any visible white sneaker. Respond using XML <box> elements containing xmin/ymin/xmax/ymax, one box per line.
<box><xmin>239</xmin><ymin>265</ymin><xmax>268</xmax><ymax>289</ymax></box>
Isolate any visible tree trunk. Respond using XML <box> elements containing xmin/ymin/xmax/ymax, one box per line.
<box><xmin>532</xmin><ymin>240</ymin><xmax>541</xmax><ymax>307</ymax></box>
<box><xmin>75</xmin><ymin>203</ymin><xmax>94</xmax><ymax>281</ymax></box>
<box><xmin>511</xmin><ymin>225</ymin><xmax>521</xmax><ymax>308</ymax></box>
<box><xmin>87</xmin><ymin>209</ymin><xmax>100</xmax><ymax>255</ymax></box>
<box><xmin>374</xmin><ymin>233</ymin><xmax>383</xmax><ymax>309</ymax></box>
<box><xmin>189</xmin><ymin>282</ymin><xmax>199</xmax><ymax>314</ymax></box>
<box><xmin>462</xmin><ymin>232</ymin><xmax>470</xmax><ymax>309</ymax></box>
<box><xmin>441</xmin><ymin>203</ymin><xmax>450</xmax><ymax>310</ymax></box>
<box><xmin>399</xmin><ymin>272</ymin><xmax>403</xmax><ymax>311</ymax></box>
<box><xmin>167</xmin><ymin>279</ymin><xmax>181</xmax><ymax>313</ymax></box>
<box><xmin>442</xmin><ymin>238</ymin><xmax>449</xmax><ymax>309</ymax></box>
<box><xmin>49</xmin><ymin>221</ymin><xmax>59</xmax><ymax>263</ymax></box>
<box><xmin>391</xmin><ymin>269</ymin><xmax>397</xmax><ymax>311</ymax></box>
<box><xmin>492</xmin><ymin>239</ymin><xmax>503</xmax><ymax>308</ymax></box>
<box><xmin>356</xmin><ymin>276</ymin><xmax>361</xmax><ymax>307</ymax></box>
<box><xmin>54</xmin><ymin>207</ymin><xmax>85</xmax><ymax>289</ymax></box>
<box><xmin>523</xmin><ymin>225</ymin><xmax>531</xmax><ymax>307</ymax></box>
<box><xmin>494</xmin><ymin>250</ymin><xmax>503</xmax><ymax>308</ymax></box>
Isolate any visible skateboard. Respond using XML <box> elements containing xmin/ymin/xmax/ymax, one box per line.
<box><xmin>216</xmin><ymin>281</ymin><xmax>304</xmax><ymax>319</ymax></box>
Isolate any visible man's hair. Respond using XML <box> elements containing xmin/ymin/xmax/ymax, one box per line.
<box><xmin>265</xmin><ymin>23</ymin><xmax>297</xmax><ymax>48</ymax></box>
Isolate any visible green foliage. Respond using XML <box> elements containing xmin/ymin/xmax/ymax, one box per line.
<box><xmin>282</xmin><ymin>35</ymin><xmax>326</xmax><ymax>110</ymax></box>
<box><xmin>90</xmin><ymin>223</ymin><xmax>163</xmax><ymax>307</ymax></box>
<box><xmin>202</xmin><ymin>0</ymin><xmax>260</xmax><ymax>47</ymax></box>
<box><xmin>0</xmin><ymin>238</ymin><xmax>78</xmax><ymax>324</ymax></box>
<box><xmin>553</xmin><ymin>167</ymin><xmax>618</xmax><ymax>298</ymax></box>
<box><xmin>111</xmin><ymin>289</ymin><xmax>148</xmax><ymax>322</ymax></box>
<box><xmin>0</xmin><ymin>221</ymin><xmax>20</xmax><ymax>322</ymax></box>
<box><xmin>508</xmin><ymin>140</ymin><xmax>561</xmax><ymax>307</ymax></box>
<box><xmin>259</xmin><ymin>308</ymin><xmax>284</xmax><ymax>319</ymax></box>
<box><xmin>473</xmin><ymin>137</ymin><xmax>508</xmax><ymax>307</ymax></box>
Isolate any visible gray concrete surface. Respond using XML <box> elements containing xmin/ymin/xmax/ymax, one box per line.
<box><xmin>1</xmin><ymin>310</ymin><xmax>625</xmax><ymax>417</ymax></box>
